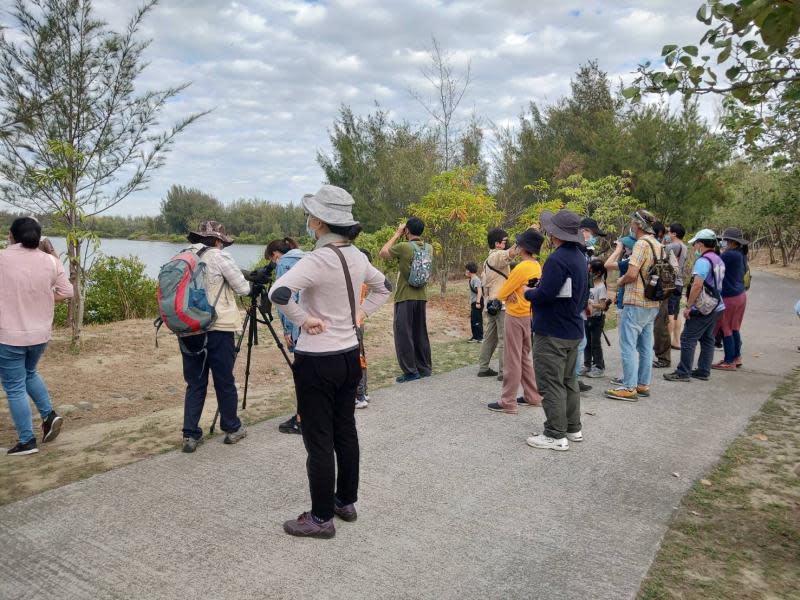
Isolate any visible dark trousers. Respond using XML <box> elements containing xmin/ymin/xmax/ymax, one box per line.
<box><xmin>676</xmin><ymin>311</ymin><xmax>722</xmax><ymax>377</ymax></box>
<box><xmin>393</xmin><ymin>300</ymin><xmax>432</xmax><ymax>376</ymax></box>
<box><xmin>470</xmin><ymin>302</ymin><xmax>484</xmax><ymax>340</ymax></box>
<box><xmin>583</xmin><ymin>315</ymin><xmax>605</xmax><ymax>370</ymax></box>
<box><xmin>533</xmin><ymin>334</ymin><xmax>581</xmax><ymax>439</ymax></box>
<box><xmin>181</xmin><ymin>331</ymin><xmax>241</xmax><ymax>439</ymax></box>
<box><xmin>293</xmin><ymin>349</ymin><xmax>362</xmax><ymax>521</ymax></box>
<box><xmin>653</xmin><ymin>297</ymin><xmax>672</xmax><ymax>363</ymax></box>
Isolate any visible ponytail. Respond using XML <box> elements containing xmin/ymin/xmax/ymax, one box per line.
<box><xmin>328</xmin><ymin>222</ymin><xmax>363</xmax><ymax>241</ymax></box>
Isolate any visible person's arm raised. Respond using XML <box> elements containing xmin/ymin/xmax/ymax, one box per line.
<box><xmin>379</xmin><ymin>223</ymin><xmax>407</xmax><ymax>259</ymax></box>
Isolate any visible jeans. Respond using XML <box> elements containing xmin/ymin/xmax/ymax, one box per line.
<box><xmin>575</xmin><ymin>331</ymin><xmax>587</xmax><ymax>376</ymax></box>
<box><xmin>533</xmin><ymin>334</ymin><xmax>581</xmax><ymax>439</ymax></box>
<box><xmin>619</xmin><ymin>306</ymin><xmax>659</xmax><ymax>388</ymax></box>
<box><xmin>0</xmin><ymin>343</ymin><xmax>54</xmax><ymax>444</ymax></box>
<box><xmin>677</xmin><ymin>311</ymin><xmax>722</xmax><ymax>377</ymax></box>
<box><xmin>478</xmin><ymin>310</ymin><xmax>505</xmax><ymax>375</ymax></box>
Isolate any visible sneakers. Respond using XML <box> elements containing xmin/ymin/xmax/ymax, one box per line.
<box><xmin>7</xmin><ymin>439</ymin><xmax>39</xmax><ymax>456</ymax></box>
<box><xmin>586</xmin><ymin>368</ymin><xmax>605</xmax><ymax>379</ymax></box>
<box><xmin>578</xmin><ymin>381</ymin><xmax>592</xmax><ymax>393</ymax></box>
<box><xmin>42</xmin><ymin>411</ymin><xmax>63</xmax><ymax>443</ymax></box>
<box><xmin>566</xmin><ymin>430</ymin><xmax>584</xmax><ymax>442</ymax></box>
<box><xmin>664</xmin><ymin>371</ymin><xmax>691</xmax><ymax>382</ymax></box>
<box><xmin>224</xmin><ymin>425</ymin><xmax>247</xmax><ymax>445</ymax></box>
<box><xmin>636</xmin><ymin>385</ymin><xmax>651</xmax><ymax>397</ymax></box>
<box><xmin>516</xmin><ymin>396</ymin><xmax>539</xmax><ymax>408</ymax></box>
<box><xmin>652</xmin><ymin>359</ymin><xmax>670</xmax><ymax>369</ymax></box>
<box><xmin>467</xmin><ymin>338</ymin><xmax>483</xmax><ymax>344</ymax></box>
<box><xmin>487</xmin><ymin>402</ymin><xmax>517</xmax><ymax>415</ymax></box>
<box><xmin>283</xmin><ymin>512</ymin><xmax>336</xmax><ymax>539</ymax></box>
<box><xmin>279</xmin><ymin>415</ymin><xmax>302</xmax><ymax>434</ymax></box>
<box><xmin>712</xmin><ymin>361</ymin><xmax>736</xmax><ymax>371</ymax></box>
<box><xmin>182</xmin><ymin>437</ymin><xmax>203</xmax><ymax>453</ymax></box>
<box><xmin>691</xmin><ymin>370</ymin><xmax>710</xmax><ymax>381</ymax></box>
<box><xmin>605</xmin><ymin>387</ymin><xmax>639</xmax><ymax>401</ymax></box>
<box><xmin>355</xmin><ymin>398</ymin><xmax>369</xmax><ymax>409</ymax></box>
<box><xmin>579</xmin><ymin>365</ymin><xmax>590</xmax><ymax>376</ymax></box>
<box><xmin>477</xmin><ymin>368</ymin><xmax>498</xmax><ymax>377</ymax></box>
<box><xmin>333</xmin><ymin>500</ymin><xmax>358</xmax><ymax>522</ymax></box>
<box><xmin>526</xmin><ymin>434</ymin><xmax>570</xmax><ymax>451</ymax></box>
<box><xmin>396</xmin><ymin>372</ymin><xmax>421</xmax><ymax>383</ymax></box>
<box><xmin>610</xmin><ymin>376</ymin><xmax>624</xmax><ymax>386</ymax></box>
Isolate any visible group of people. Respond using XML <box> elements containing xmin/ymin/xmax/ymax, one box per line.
<box><xmin>0</xmin><ymin>186</ymin><xmax>757</xmax><ymax>541</ymax></box>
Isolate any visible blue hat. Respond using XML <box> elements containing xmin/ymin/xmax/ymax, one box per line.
<box><xmin>620</xmin><ymin>235</ymin><xmax>636</xmax><ymax>250</ymax></box>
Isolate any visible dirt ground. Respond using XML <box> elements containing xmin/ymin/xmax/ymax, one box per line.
<box><xmin>749</xmin><ymin>253</ymin><xmax>800</xmax><ymax>281</ymax></box>
<box><xmin>0</xmin><ymin>282</ymin><xmax>477</xmax><ymax>505</ymax></box>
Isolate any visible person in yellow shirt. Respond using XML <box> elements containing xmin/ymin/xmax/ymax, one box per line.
<box><xmin>487</xmin><ymin>228</ymin><xmax>545</xmax><ymax>414</ymax></box>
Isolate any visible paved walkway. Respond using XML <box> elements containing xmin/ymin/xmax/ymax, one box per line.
<box><xmin>1</xmin><ymin>272</ymin><xmax>799</xmax><ymax>600</ymax></box>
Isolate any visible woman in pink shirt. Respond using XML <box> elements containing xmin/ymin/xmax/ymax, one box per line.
<box><xmin>0</xmin><ymin>218</ymin><xmax>73</xmax><ymax>456</ymax></box>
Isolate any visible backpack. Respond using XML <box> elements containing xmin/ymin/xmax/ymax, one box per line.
<box><xmin>408</xmin><ymin>241</ymin><xmax>433</xmax><ymax>288</ymax></box>
<box><xmin>691</xmin><ymin>255</ymin><xmax>723</xmax><ymax>315</ymax></box>
<box><xmin>639</xmin><ymin>238</ymin><xmax>677</xmax><ymax>301</ymax></box>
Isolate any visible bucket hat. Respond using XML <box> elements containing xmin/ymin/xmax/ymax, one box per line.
<box><xmin>579</xmin><ymin>217</ymin><xmax>607</xmax><ymax>237</ymax></box>
<box><xmin>688</xmin><ymin>228</ymin><xmax>717</xmax><ymax>244</ymax></box>
<box><xmin>187</xmin><ymin>221</ymin><xmax>234</xmax><ymax>247</ymax></box>
<box><xmin>303</xmin><ymin>185</ymin><xmax>358</xmax><ymax>227</ymax></box>
<box><xmin>539</xmin><ymin>210</ymin><xmax>585</xmax><ymax>245</ymax></box>
<box><xmin>631</xmin><ymin>209</ymin><xmax>657</xmax><ymax>234</ymax></box>
<box><xmin>515</xmin><ymin>228</ymin><xmax>545</xmax><ymax>255</ymax></box>
<box><xmin>720</xmin><ymin>227</ymin><xmax>749</xmax><ymax>246</ymax></box>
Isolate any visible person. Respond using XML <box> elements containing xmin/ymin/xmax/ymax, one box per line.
<box><xmin>486</xmin><ymin>229</ymin><xmax>544</xmax><ymax>414</ymax></box>
<box><xmin>666</xmin><ymin>223</ymin><xmax>689</xmax><ymax>350</ymax></box>
<box><xmin>575</xmin><ymin>218</ymin><xmax>606</xmax><ymax>392</ymax></box>
<box><xmin>379</xmin><ymin>217</ymin><xmax>432</xmax><ymax>383</ymax></box>
<box><xmin>605</xmin><ymin>234</ymin><xmax>637</xmax><ymax>310</ymax></box>
<box><xmin>651</xmin><ymin>222</ymin><xmax>674</xmax><ymax>369</ymax></box>
<box><xmin>583</xmin><ymin>259</ymin><xmax>608</xmax><ymax>378</ymax></box>
<box><xmin>465</xmin><ymin>262</ymin><xmax>484</xmax><ymax>342</ymax></box>
<box><xmin>0</xmin><ymin>217</ymin><xmax>73</xmax><ymax>456</ymax></box>
<box><xmin>712</xmin><ymin>228</ymin><xmax>749</xmax><ymax>371</ymax></box>
<box><xmin>180</xmin><ymin>221</ymin><xmax>251</xmax><ymax>453</ymax></box>
<box><xmin>270</xmin><ymin>184</ymin><xmax>391</xmax><ymax>539</ymax></box>
<box><xmin>477</xmin><ymin>228</ymin><xmax>518</xmax><ymax>380</ymax></box>
<box><xmin>525</xmin><ymin>210</ymin><xmax>588</xmax><ymax>452</ymax></box>
<box><xmin>605</xmin><ymin>210</ymin><xmax>661</xmax><ymax>402</ymax></box>
<box><xmin>664</xmin><ymin>229</ymin><xmax>726</xmax><ymax>382</ymax></box>
<box><xmin>355</xmin><ymin>248</ymin><xmax>373</xmax><ymax>409</ymax></box>
<box><xmin>266</xmin><ymin>237</ymin><xmax>306</xmax><ymax>434</ymax></box>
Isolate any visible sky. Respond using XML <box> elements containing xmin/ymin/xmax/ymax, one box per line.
<box><xmin>2</xmin><ymin>0</ymin><xmax>715</xmax><ymax>215</ymax></box>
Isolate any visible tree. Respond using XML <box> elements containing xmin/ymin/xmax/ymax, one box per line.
<box><xmin>409</xmin><ymin>37</ymin><xmax>472</xmax><ymax>170</ymax></box>
<box><xmin>458</xmin><ymin>115</ymin><xmax>488</xmax><ymax>184</ymax></box>
<box><xmin>410</xmin><ymin>166</ymin><xmax>502</xmax><ymax>296</ymax></box>
<box><xmin>161</xmin><ymin>185</ymin><xmax>222</xmax><ymax>234</ymax></box>
<box><xmin>626</xmin><ymin>1</ymin><xmax>800</xmax><ymax>165</ymax></box>
<box><xmin>0</xmin><ymin>0</ymin><xmax>206</xmax><ymax>346</ymax></box>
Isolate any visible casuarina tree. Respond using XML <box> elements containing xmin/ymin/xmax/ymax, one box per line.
<box><xmin>0</xmin><ymin>0</ymin><xmax>207</xmax><ymax>346</ymax></box>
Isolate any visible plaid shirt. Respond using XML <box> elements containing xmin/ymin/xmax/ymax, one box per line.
<box><xmin>623</xmin><ymin>235</ymin><xmax>660</xmax><ymax>309</ymax></box>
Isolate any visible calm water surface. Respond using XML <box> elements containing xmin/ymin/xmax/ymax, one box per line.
<box><xmin>48</xmin><ymin>237</ymin><xmax>267</xmax><ymax>279</ymax></box>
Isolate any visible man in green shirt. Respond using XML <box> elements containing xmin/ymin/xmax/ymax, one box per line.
<box><xmin>380</xmin><ymin>217</ymin><xmax>432</xmax><ymax>382</ymax></box>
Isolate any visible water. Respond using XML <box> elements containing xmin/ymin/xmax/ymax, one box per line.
<box><xmin>48</xmin><ymin>237</ymin><xmax>267</xmax><ymax>279</ymax></box>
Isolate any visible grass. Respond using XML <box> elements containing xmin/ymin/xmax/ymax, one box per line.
<box><xmin>638</xmin><ymin>367</ymin><xmax>800</xmax><ymax>600</ymax></box>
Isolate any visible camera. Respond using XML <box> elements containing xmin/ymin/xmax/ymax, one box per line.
<box><xmin>241</xmin><ymin>262</ymin><xmax>275</xmax><ymax>286</ymax></box>
<box><xmin>527</xmin><ymin>277</ymin><xmax>540</xmax><ymax>288</ymax></box>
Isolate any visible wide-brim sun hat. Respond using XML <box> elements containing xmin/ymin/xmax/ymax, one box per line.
<box><xmin>631</xmin><ymin>209</ymin><xmax>657</xmax><ymax>235</ymax></box>
<box><xmin>579</xmin><ymin>217</ymin><xmax>607</xmax><ymax>237</ymax></box>
<box><xmin>302</xmin><ymin>185</ymin><xmax>358</xmax><ymax>227</ymax></box>
<box><xmin>721</xmin><ymin>227</ymin><xmax>749</xmax><ymax>246</ymax></box>
<box><xmin>539</xmin><ymin>210</ymin><xmax>585</xmax><ymax>245</ymax></box>
<box><xmin>688</xmin><ymin>228</ymin><xmax>717</xmax><ymax>244</ymax></box>
<box><xmin>515</xmin><ymin>228</ymin><xmax>545</xmax><ymax>255</ymax></box>
<box><xmin>187</xmin><ymin>220</ymin><xmax>234</xmax><ymax>247</ymax></box>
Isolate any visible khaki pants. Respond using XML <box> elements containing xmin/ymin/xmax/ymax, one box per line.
<box><xmin>478</xmin><ymin>309</ymin><xmax>505</xmax><ymax>375</ymax></box>
<box><xmin>500</xmin><ymin>314</ymin><xmax>541</xmax><ymax>410</ymax></box>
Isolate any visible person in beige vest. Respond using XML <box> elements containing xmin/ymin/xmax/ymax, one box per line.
<box><xmin>180</xmin><ymin>221</ymin><xmax>251</xmax><ymax>453</ymax></box>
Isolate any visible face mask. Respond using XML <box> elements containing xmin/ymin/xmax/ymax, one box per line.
<box><xmin>629</xmin><ymin>227</ymin><xmax>635</xmax><ymax>237</ymax></box>
<box><xmin>720</xmin><ymin>240</ymin><xmax>728</xmax><ymax>250</ymax></box>
<box><xmin>306</xmin><ymin>216</ymin><xmax>316</xmax><ymax>240</ymax></box>
<box><xmin>694</xmin><ymin>249</ymin><xmax>702</xmax><ymax>258</ymax></box>
<box><xmin>586</xmin><ymin>236</ymin><xmax>597</xmax><ymax>247</ymax></box>
<box><xmin>663</xmin><ymin>234</ymin><xmax>672</xmax><ymax>244</ymax></box>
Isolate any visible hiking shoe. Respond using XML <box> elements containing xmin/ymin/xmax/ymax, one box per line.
<box><xmin>333</xmin><ymin>500</ymin><xmax>358</xmax><ymax>522</ymax></box>
<box><xmin>279</xmin><ymin>415</ymin><xmax>302</xmax><ymax>434</ymax></box>
<box><xmin>224</xmin><ymin>425</ymin><xmax>247</xmax><ymax>445</ymax></box>
<box><xmin>355</xmin><ymin>398</ymin><xmax>369</xmax><ymax>409</ymax></box>
<box><xmin>42</xmin><ymin>411</ymin><xmax>63</xmax><ymax>443</ymax></box>
<box><xmin>526</xmin><ymin>434</ymin><xmax>569</xmax><ymax>451</ymax></box>
<box><xmin>579</xmin><ymin>365</ymin><xmax>590</xmax><ymax>376</ymax></box>
<box><xmin>7</xmin><ymin>439</ymin><xmax>38</xmax><ymax>456</ymax></box>
<box><xmin>566</xmin><ymin>430</ymin><xmax>584</xmax><ymax>442</ymax></box>
<box><xmin>586</xmin><ymin>368</ymin><xmax>605</xmax><ymax>379</ymax></box>
<box><xmin>182</xmin><ymin>437</ymin><xmax>203</xmax><ymax>453</ymax></box>
<box><xmin>396</xmin><ymin>372</ymin><xmax>421</xmax><ymax>383</ymax></box>
<box><xmin>477</xmin><ymin>368</ymin><xmax>498</xmax><ymax>377</ymax></box>
<box><xmin>578</xmin><ymin>381</ymin><xmax>592</xmax><ymax>393</ymax></box>
<box><xmin>663</xmin><ymin>371</ymin><xmax>691</xmax><ymax>382</ymax></box>
<box><xmin>605</xmin><ymin>387</ymin><xmax>639</xmax><ymax>402</ymax></box>
<box><xmin>516</xmin><ymin>396</ymin><xmax>539</xmax><ymax>408</ymax></box>
<box><xmin>652</xmin><ymin>359</ymin><xmax>670</xmax><ymax>369</ymax></box>
<box><xmin>690</xmin><ymin>370</ymin><xmax>710</xmax><ymax>381</ymax></box>
<box><xmin>487</xmin><ymin>402</ymin><xmax>517</xmax><ymax>415</ymax></box>
<box><xmin>467</xmin><ymin>338</ymin><xmax>482</xmax><ymax>344</ymax></box>
<box><xmin>712</xmin><ymin>361</ymin><xmax>736</xmax><ymax>371</ymax></box>
<box><xmin>283</xmin><ymin>512</ymin><xmax>335</xmax><ymax>539</ymax></box>
<box><xmin>610</xmin><ymin>376</ymin><xmax>624</xmax><ymax>386</ymax></box>
<box><xmin>636</xmin><ymin>385</ymin><xmax>651</xmax><ymax>397</ymax></box>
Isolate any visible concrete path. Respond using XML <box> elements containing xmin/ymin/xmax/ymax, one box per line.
<box><xmin>1</xmin><ymin>272</ymin><xmax>799</xmax><ymax>600</ymax></box>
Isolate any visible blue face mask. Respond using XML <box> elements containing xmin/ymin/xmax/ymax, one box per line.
<box><xmin>694</xmin><ymin>249</ymin><xmax>702</xmax><ymax>258</ymax></box>
<box><xmin>306</xmin><ymin>216</ymin><xmax>316</xmax><ymax>240</ymax></box>
<box><xmin>663</xmin><ymin>234</ymin><xmax>672</xmax><ymax>244</ymax></box>
<box><xmin>586</xmin><ymin>236</ymin><xmax>597</xmax><ymax>247</ymax></box>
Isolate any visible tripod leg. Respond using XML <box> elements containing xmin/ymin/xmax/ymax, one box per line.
<box><xmin>257</xmin><ymin>304</ymin><xmax>294</xmax><ymax>369</ymax></box>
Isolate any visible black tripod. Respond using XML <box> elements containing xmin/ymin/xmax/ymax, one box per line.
<box><xmin>209</xmin><ymin>284</ymin><xmax>293</xmax><ymax>434</ymax></box>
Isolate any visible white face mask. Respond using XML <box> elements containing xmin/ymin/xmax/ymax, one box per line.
<box><xmin>720</xmin><ymin>240</ymin><xmax>728</xmax><ymax>250</ymax></box>
<box><xmin>306</xmin><ymin>216</ymin><xmax>317</xmax><ymax>240</ymax></box>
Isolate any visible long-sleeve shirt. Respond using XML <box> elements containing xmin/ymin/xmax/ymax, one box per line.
<box><xmin>496</xmin><ymin>259</ymin><xmax>542</xmax><ymax>318</ymax></box>
<box><xmin>0</xmin><ymin>244</ymin><xmax>74</xmax><ymax>346</ymax></box>
<box><xmin>188</xmin><ymin>243</ymin><xmax>250</xmax><ymax>333</ymax></box>
<box><xmin>275</xmin><ymin>248</ymin><xmax>305</xmax><ymax>343</ymax></box>
<box><xmin>269</xmin><ymin>233</ymin><xmax>391</xmax><ymax>356</ymax></box>
<box><xmin>525</xmin><ymin>243</ymin><xmax>588</xmax><ymax>340</ymax></box>
<box><xmin>720</xmin><ymin>249</ymin><xmax>746</xmax><ymax>298</ymax></box>
<box><xmin>481</xmin><ymin>248</ymin><xmax>512</xmax><ymax>301</ymax></box>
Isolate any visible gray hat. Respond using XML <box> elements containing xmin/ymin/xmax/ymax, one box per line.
<box><xmin>721</xmin><ymin>227</ymin><xmax>749</xmax><ymax>246</ymax></box>
<box><xmin>302</xmin><ymin>185</ymin><xmax>358</xmax><ymax>227</ymax></box>
<box><xmin>540</xmin><ymin>210</ymin><xmax>585</xmax><ymax>245</ymax></box>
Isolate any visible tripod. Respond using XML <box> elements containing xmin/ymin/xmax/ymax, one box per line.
<box><xmin>209</xmin><ymin>285</ymin><xmax>293</xmax><ymax>435</ymax></box>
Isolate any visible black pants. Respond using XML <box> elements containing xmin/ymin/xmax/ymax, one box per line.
<box><xmin>583</xmin><ymin>315</ymin><xmax>605</xmax><ymax>370</ymax></box>
<box><xmin>677</xmin><ymin>310</ymin><xmax>722</xmax><ymax>377</ymax></box>
<box><xmin>181</xmin><ymin>331</ymin><xmax>241</xmax><ymax>440</ymax></box>
<box><xmin>470</xmin><ymin>302</ymin><xmax>484</xmax><ymax>340</ymax></box>
<box><xmin>393</xmin><ymin>300</ymin><xmax>432</xmax><ymax>376</ymax></box>
<box><xmin>293</xmin><ymin>349</ymin><xmax>362</xmax><ymax>521</ymax></box>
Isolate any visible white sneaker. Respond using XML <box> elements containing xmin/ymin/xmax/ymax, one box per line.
<box><xmin>566</xmin><ymin>430</ymin><xmax>584</xmax><ymax>442</ymax></box>
<box><xmin>586</xmin><ymin>368</ymin><xmax>605</xmax><ymax>379</ymax></box>
<box><xmin>578</xmin><ymin>366</ymin><xmax>590</xmax><ymax>376</ymax></box>
<box><xmin>526</xmin><ymin>434</ymin><xmax>570</xmax><ymax>451</ymax></box>
<box><xmin>355</xmin><ymin>399</ymin><xmax>369</xmax><ymax>409</ymax></box>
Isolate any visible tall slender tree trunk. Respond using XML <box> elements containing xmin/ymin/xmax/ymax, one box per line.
<box><xmin>774</xmin><ymin>225</ymin><xmax>788</xmax><ymax>267</ymax></box>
